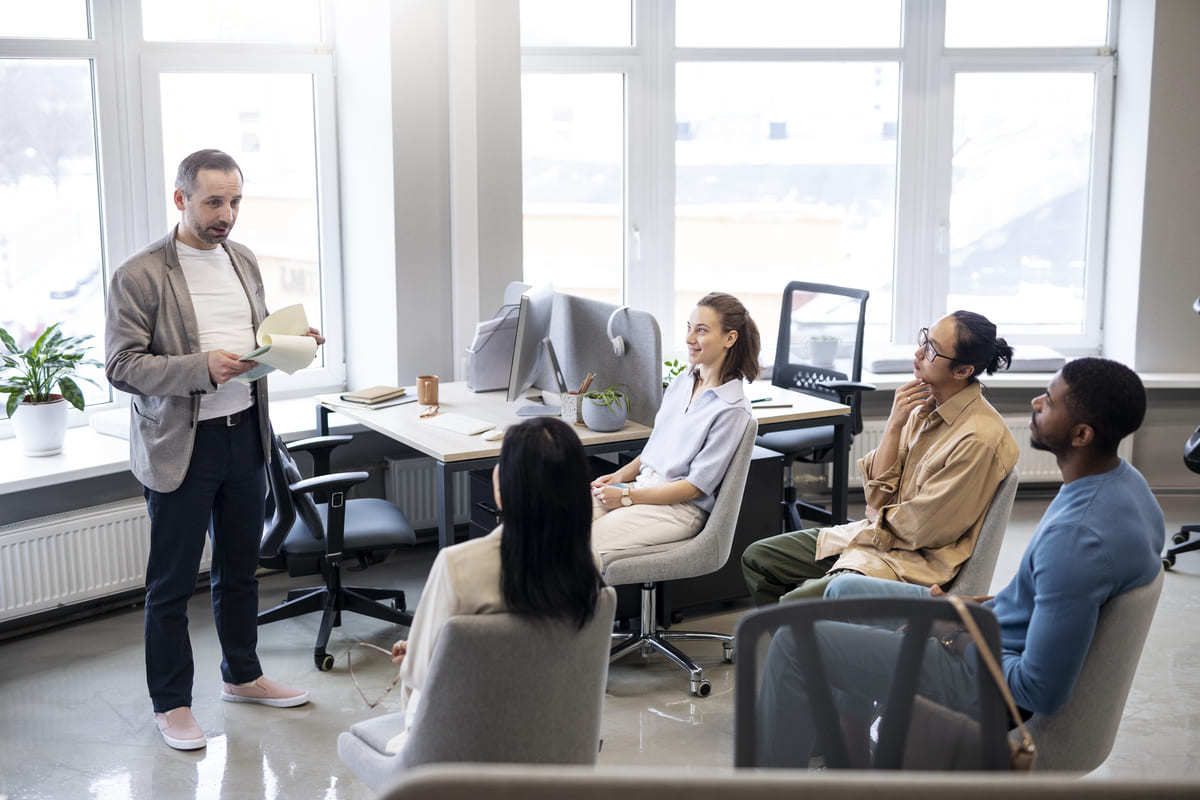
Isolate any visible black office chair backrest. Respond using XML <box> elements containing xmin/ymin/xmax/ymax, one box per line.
<box><xmin>734</xmin><ymin>596</ymin><xmax>1010</xmax><ymax>771</ymax></box>
<box><xmin>260</xmin><ymin>434</ymin><xmax>324</xmax><ymax>563</ymax></box>
<box><xmin>772</xmin><ymin>281</ymin><xmax>869</xmax><ymax>431</ymax></box>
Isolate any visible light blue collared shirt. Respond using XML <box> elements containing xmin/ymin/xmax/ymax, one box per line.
<box><xmin>639</xmin><ymin>371</ymin><xmax>752</xmax><ymax>513</ymax></box>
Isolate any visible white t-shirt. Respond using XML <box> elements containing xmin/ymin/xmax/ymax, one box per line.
<box><xmin>176</xmin><ymin>239</ymin><xmax>256</xmax><ymax>420</ymax></box>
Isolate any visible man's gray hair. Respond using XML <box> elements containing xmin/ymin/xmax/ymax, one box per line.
<box><xmin>175</xmin><ymin>149</ymin><xmax>243</xmax><ymax>196</ymax></box>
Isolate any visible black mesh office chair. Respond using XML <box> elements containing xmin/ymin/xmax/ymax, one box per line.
<box><xmin>1162</xmin><ymin>296</ymin><xmax>1200</xmax><ymax>570</ymax></box>
<box><xmin>258</xmin><ymin>433</ymin><xmax>416</xmax><ymax>670</ymax></box>
<box><xmin>756</xmin><ymin>282</ymin><xmax>875</xmax><ymax>530</ymax></box>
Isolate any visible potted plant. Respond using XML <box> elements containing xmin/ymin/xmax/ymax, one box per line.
<box><xmin>1</xmin><ymin>323</ymin><xmax>101</xmax><ymax>456</ymax></box>
<box><xmin>808</xmin><ymin>334</ymin><xmax>840</xmax><ymax>368</ymax></box>
<box><xmin>662</xmin><ymin>358</ymin><xmax>688</xmax><ymax>389</ymax></box>
<box><xmin>582</xmin><ymin>383</ymin><xmax>629</xmax><ymax>432</ymax></box>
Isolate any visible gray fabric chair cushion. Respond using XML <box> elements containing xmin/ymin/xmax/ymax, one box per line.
<box><xmin>349</xmin><ymin>711</ymin><xmax>407</xmax><ymax>754</ymax></box>
<box><xmin>1017</xmin><ymin>570</ymin><xmax>1164</xmax><ymax>772</ymax></box>
<box><xmin>755</xmin><ymin>425</ymin><xmax>835</xmax><ymax>458</ymax></box>
<box><xmin>340</xmin><ymin>588</ymin><xmax>617</xmax><ymax>793</ymax></box>
<box><xmin>603</xmin><ymin>420</ymin><xmax>758</xmax><ymax>586</ymax></box>
<box><xmin>943</xmin><ymin>469</ymin><xmax>1019</xmax><ymax>596</ymax></box>
<box><xmin>283</xmin><ymin>498</ymin><xmax>417</xmax><ymax>555</ymax></box>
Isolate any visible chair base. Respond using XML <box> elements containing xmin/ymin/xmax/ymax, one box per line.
<box><xmin>1163</xmin><ymin>523</ymin><xmax>1200</xmax><ymax>569</ymax></box>
<box><xmin>258</xmin><ymin>581</ymin><xmax>411</xmax><ymax>671</ymax></box>
<box><xmin>610</xmin><ymin>583</ymin><xmax>734</xmax><ymax>697</ymax></box>
<box><xmin>782</xmin><ymin>484</ymin><xmax>835</xmax><ymax>530</ymax></box>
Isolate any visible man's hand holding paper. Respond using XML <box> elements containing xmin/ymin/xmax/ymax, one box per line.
<box><xmin>234</xmin><ymin>304</ymin><xmax>321</xmax><ymax>383</ymax></box>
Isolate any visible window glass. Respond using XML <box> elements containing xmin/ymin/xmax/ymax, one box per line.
<box><xmin>520</xmin><ymin>0</ymin><xmax>632</xmax><ymax>47</ymax></box>
<box><xmin>142</xmin><ymin>0</ymin><xmax>322</xmax><ymax>43</ymax></box>
<box><xmin>945</xmin><ymin>0</ymin><xmax>1108</xmax><ymax>48</ymax></box>
<box><xmin>159</xmin><ymin>72</ymin><xmax>325</xmax><ymax>363</ymax></box>
<box><xmin>676</xmin><ymin>0</ymin><xmax>901</xmax><ymax>48</ymax></box>
<box><xmin>0</xmin><ymin>59</ymin><xmax>108</xmax><ymax>405</ymax></box>
<box><xmin>522</xmin><ymin>72</ymin><xmax>624</xmax><ymax>305</ymax></box>
<box><xmin>0</xmin><ymin>1</ymin><xmax>89</xmax><ymax>39</ymax></box>
<box><xmin>947</xmin><ymin>72</ymin><xmax>1096</xmax><ymax>334</ymax></box>
<box><xmin>675</xmin><ymin>62</ymin><xmax>899</xmax><ymax>355</ymax></box>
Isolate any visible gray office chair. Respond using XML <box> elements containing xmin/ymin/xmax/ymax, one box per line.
<box><xmin>756</xmin><ymin>282</ymin><xmax>874</xmax><ymax>529</ymax></box>
<box><xmin>258</xmin><ymin>433</ymin><xmax>416</xmax><ymax>671</ymax></box>
<box><xmin>338</xmin><ymin>587</ymin><xmax>617</xmax><ymax>793</ymax></box>
<box><xmin>375</xmin><ymin>764</ymin><xmax>1200</xmax><ymax>800</ymax></box>
<box><xmin>1018</xmin><ymin>570</ymin><xmax>1164</xmax><ymax>772</ymax></box>
<box><xmin>733</xmin><ymin>596</ymin><xmax>1010</xmax><ymax>770</ymax></box>
<box><xmin>942</xmin><ymin>468</ymin><xmax>1019</xmax><ymax>597</ymax></box>
<box><xmin>605</xmin><ymin>419</ymin><xmax>758</xmax><ymax>696</ymax></box>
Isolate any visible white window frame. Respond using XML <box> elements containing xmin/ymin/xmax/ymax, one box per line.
<box><xmin>520</xmin><ymin>0</ymin><xmax>1118</xmax><ymax>360</ymax></box>
<box><xmin>0</xmin><ymin>0</ymin><xmax>346</xmax><ymax>439</ymax></box>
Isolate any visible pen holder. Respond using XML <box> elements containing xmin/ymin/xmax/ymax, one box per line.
<box><xmin>561</xmin><ymin>392</ymin><xmax>583</xmax><ymax>425</ymax></box>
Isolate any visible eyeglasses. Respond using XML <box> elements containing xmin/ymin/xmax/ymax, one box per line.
<box><xmin>917</xmin><ymin>328</ymin><xmax>959</xmax><ymax>364</ymax></box>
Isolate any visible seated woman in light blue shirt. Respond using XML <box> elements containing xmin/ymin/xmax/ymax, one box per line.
<box><xmin>591</xmin><ymin>292</ymin><xmax>759</xmax><ymax>563</ymax></box>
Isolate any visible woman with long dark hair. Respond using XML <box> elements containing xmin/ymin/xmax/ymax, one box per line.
<box><xmin>386</xmin><ymin>417</ymin><xmax>602</xmax><ymax>749</ymax></box>
<box><xmin>590</xmin><ymin>292</ymin><xmax>759</xmax><ymax>562</ymax></box>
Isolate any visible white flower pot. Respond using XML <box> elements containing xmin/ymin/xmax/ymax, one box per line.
<box><xmin>12</xmin><ymin>395</ymin><xmax>68</xmax><ymax>456</ymax></box>
<box><xmin>582</xmin><ymin>395</ymin><xmax>628</xmax><ymax>432</ymax></box>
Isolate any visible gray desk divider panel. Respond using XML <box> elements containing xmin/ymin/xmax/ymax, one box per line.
<box><xmin>532</xmin><ymin>293</ymin><xmax>663</xmax><ymax>427</ymax></box>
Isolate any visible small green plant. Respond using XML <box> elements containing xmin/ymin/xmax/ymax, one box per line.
<box><xmin>662</xmin><ymin>358</ymin><xmax>687</xmax><ymax>388</ymax></box>
<box><xmin>584</xmin><ymin>382</ymin><xmax>628</xmax><ymax>410</ymax></box>
<box><xmin>0</xmin><ymin>323</ymin><xmax>102</xmax><ymax>418</ymax></box>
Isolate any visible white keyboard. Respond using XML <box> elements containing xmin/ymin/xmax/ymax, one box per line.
<box><xmin>424</xmin><ymin>412</ymin><xmax>496</xmax><ymax>436</ymax></box>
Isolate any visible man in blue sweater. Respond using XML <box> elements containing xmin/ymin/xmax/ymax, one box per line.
<box><xmin>757</xmin><ymin>357</ymin><xmax>1164</xmax><ymax>766</ymax></box>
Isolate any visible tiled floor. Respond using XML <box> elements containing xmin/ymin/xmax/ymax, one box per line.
<box><xmin>1</xmin><ymin>494</ymin><xmax>1198</xmax><ymax>799</ymax></box>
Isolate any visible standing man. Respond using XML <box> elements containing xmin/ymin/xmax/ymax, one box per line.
<box><xmin>105</xmin><ymin>149</ymin><xmax>322</xmax><ymax>750</ymax></box>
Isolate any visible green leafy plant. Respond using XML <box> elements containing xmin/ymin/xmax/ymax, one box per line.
<box><xmin>584</xmin><ymin>382</ymin><xmax>628</xmax><ymax>410</ymax></box>
<box><xmin>0</xmin><ymin>323</ymin><xmax>102</xmax><ymax>418</ymax></box>
<box><xmin>662</xmin><ymin>358</ymin><xmax>687</xmax><ymax>388</ymax></box>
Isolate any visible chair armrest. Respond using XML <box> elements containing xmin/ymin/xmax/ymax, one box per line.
<box><xmin>819</xmin><ymin>380</ymin><xmax>876</xmax><ymax>395</ymax></box>
<box><xmin>286</xmin><ymin>434</ymin><xmax>353</xmax><ymax>478</ymax></box>
<box><xmin>289</xmin><ymin>470</ymin><xmax>369</xmax><ymax>497</ymax></box>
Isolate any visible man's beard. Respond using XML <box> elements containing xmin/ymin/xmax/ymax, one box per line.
<box><xmin>192</xmin><ymin>219</ymin><xmax>229</xmax><ymax>245</ymax></box>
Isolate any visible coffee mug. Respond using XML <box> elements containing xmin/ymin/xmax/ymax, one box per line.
<box><xmin>417</xmin><ymin>375</ymin><xmax>439</xmax><ymax>406</ymax></box>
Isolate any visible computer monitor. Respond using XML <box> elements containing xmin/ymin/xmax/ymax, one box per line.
<box><xmin>506</xmin><ymin>283</ymin><xmax>565</xmax><ymax>408</ymax></box>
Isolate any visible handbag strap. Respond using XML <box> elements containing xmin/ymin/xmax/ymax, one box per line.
<box><xmin>946</xmin><ymin>595</ymin><xmax>1036</xmax><ymax>754</ymax></box>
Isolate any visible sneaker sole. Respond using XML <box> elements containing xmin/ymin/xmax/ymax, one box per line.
<box><xmin>160</xmin><ymin>730</ymin><xmax>207</xmax><ymax>750</ymax></box>
<box><xmin>220</xmin><ymin>690</ymin><xmax>310</xmax><ymax>708</ymax></box>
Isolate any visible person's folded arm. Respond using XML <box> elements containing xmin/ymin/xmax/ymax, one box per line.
<box><xmin>104</xmin><ymin>268</ymin><xmax>214</xmax><ymax>397</ymax></box>
<box><xmin>999</xmin><ymin>526</ymin><xmax>1113</xmax><ymax>714</ymax></box>
<box><xmin>869</xmin><ymin>439</ymin><xmax>1001</xmax><ymax>552</ymax></box>
<box><xmin>629</xmin><ymin>479</ymin><xmax>702</xmax><ymax>506</ymax></box>
<box><xmin>859</xmin><ymin>410</ymin><xmax>920</xmax><ymax>509</ymax></box>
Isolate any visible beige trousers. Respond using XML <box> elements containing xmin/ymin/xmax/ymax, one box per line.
<box><xmin>591</xmin><ymin>493</ymin><xmax>707</xmax><ymax>566</ymax></box>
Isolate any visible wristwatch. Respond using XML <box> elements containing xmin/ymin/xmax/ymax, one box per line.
<box><xmin>620</xmin><ymin>486</ymin><xmax>633</xmax><ymax>507</ymax></box>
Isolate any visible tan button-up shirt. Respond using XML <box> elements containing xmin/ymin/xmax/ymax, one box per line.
<box><xmin>816</xmin><ymin>382</ymin><xmax>1019</xmax><ymax>587</ymax></box>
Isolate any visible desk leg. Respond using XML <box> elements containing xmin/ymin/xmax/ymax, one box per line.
<box><xmin>436</xmin><ymin>462</ymin><xmax>454</xmax><ymax>550</ymax></box>
<box><xmin>832</xmin><ymin>421</ymin><xmax>849</xmax><ymax>524</ymax></box>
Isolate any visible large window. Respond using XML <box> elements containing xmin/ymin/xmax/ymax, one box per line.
<box><xmin>521</xmin><ymin>1</ymin><xmax>1115</xmax><ymax>359</ymax></box>
<box><xmin>0</xmin><ymin>1</ymin><xmax>343</xmax><ymax>437</ymax></box>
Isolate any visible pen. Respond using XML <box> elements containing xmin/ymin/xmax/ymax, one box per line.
<box><xmin>578</xmin><ymin>372</ymin><xmax>594</xmax><ymax>394</ymax></box>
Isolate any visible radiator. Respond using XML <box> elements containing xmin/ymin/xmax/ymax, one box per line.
<box><xmin>831</xmin><ymin>416</ymin><xmax>1134</xmax><ymax>488</ymax></box>
<box><xmin>0</xmin><ymin>499</ymin><xmax>211</xmax><ymax>623</ymax></box>
<box><xmin>384</xmin><ymin>458</ymin><xmax>472</xmax><ymax>530</ymax></box>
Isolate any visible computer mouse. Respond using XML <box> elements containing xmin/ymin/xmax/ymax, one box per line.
<box><xmin>481</xmin><ymin>429</ymin><xmax>505</xmax><ymax>441</ymax></box>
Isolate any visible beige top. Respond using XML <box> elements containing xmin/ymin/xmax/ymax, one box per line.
<box><xmin>816</xmin><ymin>381</ymin><xmax>1019</xmax><ymax>587</ymax></box>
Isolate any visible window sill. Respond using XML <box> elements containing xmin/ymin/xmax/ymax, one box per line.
<box><xmin>0</xmin><ymin>395</ymin><xmax>362</xmax><ymax>496</ymax></box>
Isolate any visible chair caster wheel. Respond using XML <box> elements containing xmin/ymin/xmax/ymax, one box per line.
<box><xmin>691</xmin><ymin>679</ymin><xmax>712</xmax><ymax>697</ymax></box>
<box><xmin>722</xmin><ymin>645</ymin><xmax>735</xmax><ymax>664</ymax></box>
<box><xmin>315</xmin><ymin>651</ymin><xmax>335</xmax><ymax>671</ymax></box>
<box><xmin>1173</xmin><ymin>531</ymin><xmax>1191</xmax><ymax>545</ymax></box>
<box><xmin>1163</xmin><ymin>554</ymin><xmax>1176</xmax><ymax>570</ymax></box>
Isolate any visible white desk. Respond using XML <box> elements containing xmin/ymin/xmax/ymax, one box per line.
<box><xmin>318</xmin><ymin>380</ymin><xmax>850</xmax><ymax>548</ymax></box>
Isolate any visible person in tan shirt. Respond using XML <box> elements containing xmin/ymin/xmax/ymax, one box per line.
<box><xmin>742</xmin><ymin>310</ymin><xmax>1020</xmax><ymax>604</ymax></box>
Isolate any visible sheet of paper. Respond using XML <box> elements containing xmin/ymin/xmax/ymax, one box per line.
<box><xmin>233</xmin><ymin>304</ymin><xmax>318</xmax><ymax>383</ymax></box>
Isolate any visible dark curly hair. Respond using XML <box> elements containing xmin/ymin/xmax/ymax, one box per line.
<box><xmin>1059</xmin><ymin>357</ymin><xmax>1147</xmax><ymax>454</ymax></box>
<box><xmin>950</xmin><ymin>310</ymin><xmax>1013</xmax><ymax>381</ymax></box>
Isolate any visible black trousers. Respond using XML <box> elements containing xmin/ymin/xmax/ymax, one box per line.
<box><xmin>143</xmin><ymin>412</ymin><xmax>265</xmax><ymax>713</ymax></box>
